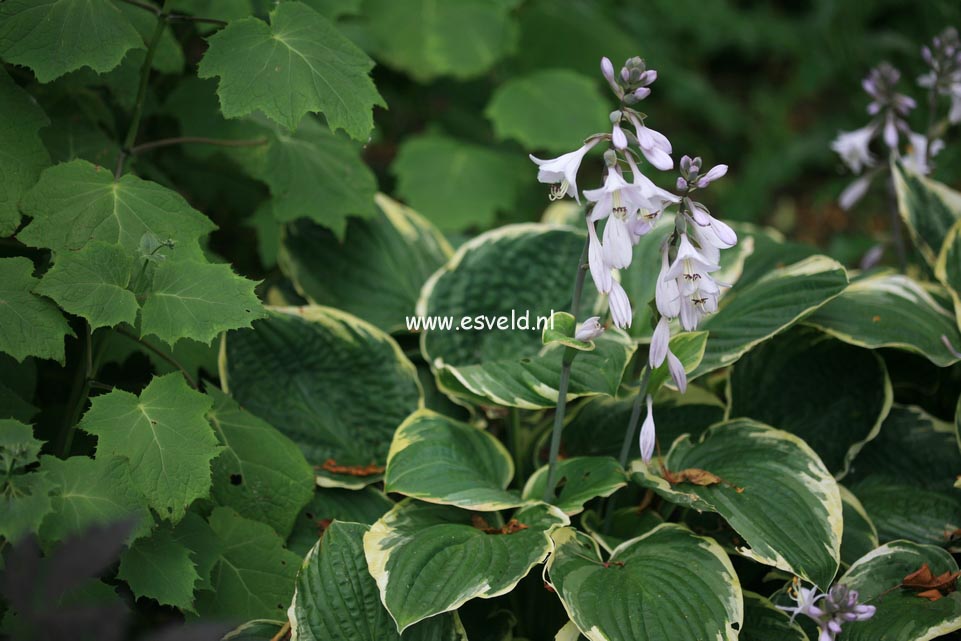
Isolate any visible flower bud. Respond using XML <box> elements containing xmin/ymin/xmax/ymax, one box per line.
<box><xmin>600</xmin><ymin>57</ymin><xmax>615</xmax><ymax>83</ymax></box>
<box><xmin>676</xmin><ymin>177</ymin><xmax>688</xmax><ymax>191</ymax></box>
<box><xmin>633</xmin><ymin>87</ymin><xmax>651</xmax><ymax>101</ymax></box>
<box><xmin>575</xmin><ymin>316</ymin><xmax>605</xmax><ymax>341</ymax></box>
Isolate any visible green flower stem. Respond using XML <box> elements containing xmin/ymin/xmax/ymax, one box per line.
<box><xmin>885</xmin><ymin>164</ymin><xmax>907</xmax><ymax>272</ymax></box>
<box><xmin>542</xmin><ymin>236</ymin><xmax>590</xmax><ymax>502</ymax></box>
<box><xmin>602</xmin><ymin>366</ymin><xmax>652</xmax><ymax>533</ymax></box>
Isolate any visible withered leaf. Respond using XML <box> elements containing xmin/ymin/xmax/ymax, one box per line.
<box><xmin>901</xmin><ymin>563</ymin><xmax>961</xmax><ymax>601</ymax></box>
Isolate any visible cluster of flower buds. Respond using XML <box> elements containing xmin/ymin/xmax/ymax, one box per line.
<box><xmin>919</xmin><ymin>27</ymin><xmax>961</xmax><ymax>124</ymax></box>
<box><xmin>601</xmin><ymin>56</ymin><xmax>657</xmax><ymax>106</ymax></box>
<box><xmin>779</xmin><ymin>580</ymin><xmax>876</xmax><ymax>641</ymax></box>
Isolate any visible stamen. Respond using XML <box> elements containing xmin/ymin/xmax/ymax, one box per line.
<box><xmin>612</xmin><ymin>191</ymin><xmax>627</xmax><ymax>219</ymax></box>
<box><xmin>550</xmin><ymin>180</ymin><xmax>569</xmax><ymax>201</ymax></box>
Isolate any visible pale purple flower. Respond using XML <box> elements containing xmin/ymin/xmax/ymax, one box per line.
<box><xmin>831</xmin><ymin>124</ymin><xmax>876</xmax><ymax>173</ymax></box>
<box><xmin>838</xmin><ymin>173</ymin><xmax>875</xmax><ymax>210</ymax></box>
<box><xmin>780</xmin><ymin>581</ymin><xmax>875</xmax><ymax>641</ymax></box>
<box><xmin>903</xmin><ymin>131</ymin><xmax>944</xmax><ymax>175</ymax></box>
<box><xmin>585</xmin><ymin>167</ymin><xmax>655</xmax><ymax>269</ymax></box>
<box><xmin>602</xmin><ymin>213</ymin><xmax>633</xmax><ymax>268</ymax></box>
<box><xmin>688</xmin><ymin>205</ymin><xmax>737</xmax><ymax>265</ymax></box>
<box><xmin>666</xmin><ymin>235</ymin><xmax>721</xmax><ymax>332</ymax></box>
<box><xmin>667</xmin><ymin>350</ymin><xmax>687</xmax><ymax>392</ymax></box>
<box><xmin>575</xmin><ymin>316</ymin><xmax>605</xmax><ymax>341</ymax></box>
<box><xmin>696</xmin><ymin>164</ymin><xmax>728</xmax><ymax>188</ymax></box>
<box><xmin>638</xmin><ymin>394</ymin><xmax>656</xmax><ymax>462</ymax></box>
<box><xmin>649</xmin><ymin>317</ymin><xmax>671</xmax><ymax>367</ymax></box>
<box><xmin>530</xmin><ymin>139</ymin><xmax>600</xmax><ymax>203</ymax></box>
<box><xmin>608</xmin><ymin>280</ymin><xmax>632</xmax><ymax>329</ymax></box>
<box><xmin>612</xmin><ymin>123</ymin><xmax>628</xmax><ymax>150</ymax></box>
<box><xmin>627</xmin><ymin>112</ymin><xmax>673</xmax><ymax>170</ymax></box>
<box><xmin>655</xmin><ymin>246</ymin><xmax>681</xmax><ymax>318</ymax></box>
<box><xmin>587</xmin><ymin>221</ymin><xmax>612</xmax><ymax>293</ymax></box>
<box><xmin>625</xmin><ymin>154</ymin><xmax>680</xmax><ymax>220</ymax></box>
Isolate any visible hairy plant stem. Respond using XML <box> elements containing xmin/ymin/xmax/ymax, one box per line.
<box><xmin>59</xmin><ymin>323</ymin><xmax>96</xmax><ymax>457</ymax></box>
<box><xmin>886</xmin><ymin>165</ymin><xmax>908</xmax><ymax>272</ymax></box>
<box><xmin>602</xmin><ymin>366</ymin><xmax>652</xmax><ymax>533</ymax></box>
<box><xmin>542</xmin><ymin>238</ymin><xmax>590</xmax><ymax>502</ymax></box>
<box><xmin>115</xmin><ymin>327</ymin><xmax>198</xmax><ymax>389</ymax></box>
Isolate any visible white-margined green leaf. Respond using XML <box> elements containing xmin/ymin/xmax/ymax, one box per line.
<box><xmin>220</xmin><ymin>306</ymin><xmax>422</xmax><ymax>488</ymax></box>
<box><xmin>522</xmin><ymin>457</ymin><xmax>627</xmax><ymax>515</ymax></box>
<box><xmin>739</xmin><ymin>591</ymin><xmax>807</xmax><ymax>641</ymax></box>
<box><xmin>936</xmin><ymin>219</ymin><xmax>961</xmax><ymax>329</ymax></box>
<box><xmin>545</xmin><ymin>525</ymin><xmax>743</xmax><ymax>641</ymax></box>
<box><xmin>632</xmin><ymin>418</ymin><xmax>842</xmax><ymax>588</ymax></box>
<box><xmin>364</xmin><ymin>500</ymin><xmax>569</xmax><ymax>633</ymax></box>
<box><xmin>893</xmin><ymin>159</ymin><xmax>961</xmax><ymax>268</ymax></box>
<box><xmin>840</xmin><ymin>485</ymin><xmax>879</xmax><ymax>567</ymax></box>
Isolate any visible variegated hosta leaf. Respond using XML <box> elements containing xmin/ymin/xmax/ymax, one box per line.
<box><xmin>805</xmin><ymin>272</ymin><xmax>961</xmax><ymax>367</ymax></box>
<box><xmin>632</xmin><ymin>419</ymin><xmax>842</xmax><ymax>588</ymax></box>
<box><xmin>290</xmin><ymin>521</ymin><xmax>467</xmax><ymax>641</ymax></box>
<box><xmin>740</xmin><ymin>591</ymin><xmax>807</xmax><ymax>641</ymax></box>
<box><xmin>690</xmin><ymin>255</ymin><xmax>848</xmax><ymax>379</ymax></box>
<box><xmin>845</xmin><ymin>405</ymin><xmax>961</xmax><ymax>547</ymax></box>
<box><xmin>363</xmin><ymin>500</ymin><xmax>569</xmax><ymax>633</ymax></box>
<box><xmin>545</xmin><ymin>525</ymin><xmax>743</xmax><ymax>641</ymax></box>
<box><xmin>580</xmin><ymin>507</ymin><xmax>665</xmax><ymax>554</ymax></box>
<box><xmin>220</xmin><ymin>306</ymin><xmax>422</xmax><ymax>488</ymax></box>
<box><xmin>727</xmin><ymin>327</ymin><xmax>892</xmax><ymax>477</ymax></box>
<box><xmin>287</xmin><ymin>487</ymin><xmax>393</xmax><ymax>557</ymax></box>
<box><xmin>893</xmin><ymin>159</ymin><xmax>961</xmax><ymax>268</ymax></box>
<box><xmin>522</xmin><ymin>457</ymin><xmax>627</xmax><ymax>515</ymax></box>
<box><xmin>840</xmin><ymin>485</ymin><xmax>879</xmax><ymax>567</ymax></box>
<box><xmin>936</xmin><ymin>219</ymin><xmax>961</xmax><ymax>328</ymax></box>
<box><xmin>279</xmin><ymin>194</ymin><xmax>452</xmax><ymax>333</ymax></box>
<box><xmin>418</xmin><ymin>224</ymin><xmax>635</xmax><ymax>409</ymax></box>
<box><xmin>384</xmin><ymin>409</ymin><xmax>521</xmax><ymax>511</ymax></box>
<box><xmin>838</xmin><ymin>541</ymin><xmax>961</xmax><ymax>641</ymax></box>
<box><xmin>647</xmin><ymin>330</ymin><xmax>707</xmax><ymax>393</ymax></box>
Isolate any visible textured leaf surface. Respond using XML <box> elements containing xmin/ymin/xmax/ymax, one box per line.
<box><xmin>545</xmin><ymin>525</ymin><xmax>743</xmax><ymax>641</ymax></box>
<box><xmin>291</xmin><ymin>521</ymin><xmax>467</xmax><ymax>640</ymax></box>
<box><xmin>287</xmin><ymin>487</ymin><xmax>393</xmax><ymax>556</ymax></box>
<box><xmin>118</xmin><ymin>525</ymin><xmax>199</xmax><ymax>611</ymax></box>
<box><xmin>632</xmin><ymin>419</ymin><xmax>842</xmax><ymax>588</ymax></box>
<box><xmin>363</xmin><ymin>0</ymin><xmax>517</xmax><ymax>82</ymax></box>
<box><xmin>280</xmin><ymin>194</ymin><xmax>452</xmax><ymax>332</ymax></box>
<box><xmin>728</xmin><ymin>327</ymin><xmax>891</xmax><ymax>476</ymax></box>
<box><xmin>838</xmin><ymin>542</ymin><xmax>961</xmax><ymax>641</ymax></box>
<box><xmin>740</xmin><ymin>591</ymin><xmax>807</xmax><ymax>641</ymax></box>
<box><xmin>385</xmin><ymin>409</ymin><xmax>520</xmax><ymax>510</ymax></box>
<box><xmin>172</xmin><ymin>511</ymin><xmax>223</xmax><ymax>592</ymax></box>
<box><xmin>893</xmin><ymin>159</ymin><xmax>961</xmax><ymax>268</ymax></box>
<box><xmin>197</xmin><ymin>1</ymin><xmax>383</xmax><ymax>138</ymax></box>
<box><xmin>840</xmin><ymin>485</ymin><xmax>879</xmax><ymax>567</ymax></box>
<box><xmin>936</xmin><ymin>219</ymin><xmax>961</xmax><ymax>327</ymax></box>
<box><xmin>206</xmin><ymin>387</ymin><xmax>314</xmax><ymax>538</ymax></box>
<box><xmin>35</xmin><ymin>242</ymin><xmax>139</xmax><ymax>330</ymax></box>
<box><xmin>0</xmin><ymin>69</ymin><xmax>50</xmax><ymax>235</ymax></box>
<box><xmin>392</xmin><ymin>134</ymin><xmax>524</xmax><ymax>230</ymax></box>
<box><xmin>0</xmin><ymin>257</ymin><xmax>73</xmax><ymax>363</ymax></box>
<box><xmin>194</xmin><ymin>507</ymin><xmax>300</xmax><ymax>621</ymax></box>
<box><xmin>805</xmin><ymin>272</ymin><xmax>961</xmax><ymax>367</ymax></box>
<box><xmin>0</xmin><ymin>0</ymin><xmax>142</xmax><ymax>82</ymax></box>
<box><xmin>486</xmin><ymin>70</ymin><xmax>609</xmax><ymax>152</ymax></box>
<box><xmin>19</xmin><ymin>160</ymin><xmax>215</xmax><ymax>257</ymax></box>
<box><xmin>523</xmin><ymin>457</ymin><xmax>627</xmax><ymax>515</ymax></box>
<box><xmin>79</xmin><ymin>373</ymin><xmax>221</xmax><ymax>522</ymax></box>
<box><xmin>221</xmin><ymin>307</ymin><xmax>422</xmax><ymax>487</ymax></box>
<box><xmin>691</xmin><ymin>255</ymin><xmax>848</xmax><ymax>378</ymax></box>
<box><xmin>140</xmin><ymin>259</ymin><xmax>266</xmax><ymax>346</ymax></box>
<box><xmin>364</xmin><ymin>501</ymin><xmax>568</xmax><ymax>632</ymax></box>
<box><xmin>0</xmin><ymin>419</ymin><xmax>53</xmax><ymax>542</ymax></box>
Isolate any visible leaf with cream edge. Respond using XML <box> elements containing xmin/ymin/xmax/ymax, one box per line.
<box><xmin>689</xmin><ymin>255</ymin><xmax>848</xmax><ymax>379</ymax></box>
<box><xmin>837</xmin><ymin>541</ymin><xmax>961</xmax><ymax>641</ymax></box>
<box><xmin>364</xmin><ymin>500</ymin><xmax>569</xmax><ymax>633</ymax></box>
<box><xmin>839</xmin><ymin>485</ymin><xmax>880</xmax><ymax>567</ymax></box>
<box><xmin>220</xmin><ymin>306</ymin><xmax>423</xmax><ymax>488</ymax></box>
<box><xmin>197</xmin><ymin>1</ymin><xmax>384</xmax><ymax>139</ymax></box>
<box><xmin>290</xmin><ymin>521</ymin><xmax>468</xmax><ymax>641</ymax></box>
<box><xmin>740</xmin><ymin>591</ymin><xmax>807</xmax><ymax>641</ymax></box>
<box><xmin>631</xmin><ymin>419</ymin><xmax>842</xmax><ymax>588</ymax></box>
<box><xmin>384</xmin><ymin>409</ymin><xmax>522</xmax><ymax>511</ymax></box>
<box><xmin>805</xmin><ymin>272</ymin><xmax>961</xmax><ymax>367</ymax></box>
<box><xmin>937</xmin><ymin>219</ymin><xmax>961</xmax><ymax>330</ymax></box>
<box><xmin>522</xmin><ymin>457</ymin><xmax>627</xmax><ymax>515</ymax></box>
<box><xmin>646</xmin><ymin>330</ymin><xmax>707</xmax><ymax>394</ymax></box>
<box><xmin>0</xmin><ymin>257</ymin><xmax>73</xmax><ymax>364</ymax></box>
<box><xmin>544</xmin><ymin>525</ymin><xmax>743</xmax><ymax>641</ymax></box>
<box><xmin>727</xmin><ymin>327</ymin><xmax>892</xmax><ymax>477</ymax></box>
<box><xmin>892</xmin><ymin>159</ymin><xmax>961</xmax><ymax>268</ymax></box>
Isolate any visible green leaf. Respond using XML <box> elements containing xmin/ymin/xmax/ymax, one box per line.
<box><xmin>541</xmin><ymin>311</ymin><xmax>595</xmax><ymax>351</ymax></box>
<box><xmin>0</xmin><ymin>0</ymin><xmax>142</xmax><ymax>82</ymax></box>
<box><xmin>646</xmin><ymin>330</ymin><xmax>707</xmax><ymax>394</ymax></box>
<box><xmin>291</xmin><ymin>521</ymin><xmax>468</xmax><ymax>641</ymax></box>
<box><xmin>194</xmin><ymin>507</ymin><xmax>300</xmax><ymax>621</ymax></box>
<box><xmin>728</xmin><ymin>327</ymin><xmax>891</xmax><ymax>477</ymax></box>
<box><xmin>221</xmin><ymin>306</ymin><xmax>422</xmax><ymax>488</ymax></box>
<box><xmin>206</xmin><ymin>387</ymin><xmax>315</xmax><ymax>538</ymax></box>
<box><xmin>391</xmin><ymin>134</ymin><xmax>525</xmax><ymax>230</ymax></box>
<box><xmin>804</xmin><ymin>272</ymin><xmax>961</xmax><ymax>367</ymax></box>
<box><xmin>363</xmin><ymin>0</ymin><xmax>517</xmax><ymax>82</ymax></box>
<box><xmin>936</xmin><ymin>219</ymin><xmax>961</xmax><ymax>328</ymax></box>
<box><xmin>364</xmin><ymin>500</ymin><xmax>568</xmax><ymax>632</ymax></box>
<box><xmin>740</xmin><ymin>591</ymin><xmax>807</xmax><ymax>641</ymax></box>
<box><xmin>545</xmin><ymin>525</ymin><xmax>743</xmax><ymax>641</ymax></box>
<box><xmin>632</xmin><ymin>419</ymin><xmax>842</xmax><ymax>588</ymax></box>
<box><xmin>580</xmin><ymin>507</ymin><xmax>665</xmax><ymax>554</ymax></box>
<box><xmin>168</xmin><ymin>0</ymin><xmax>255</xmax><ymax>33</ymax></box>
<box><xmin>385</xmin><ymin>409</ymin><xmax>521</xmax><ymax>511</ymax></box>
<box><xmin>486</xmin><ymin>70</ymin><xmax>609</xmax><ymax>153</ymax></box>
<box><xmin>117</xmin><ymin>525</ymin><xmax>200</xmax><ymax>611</ymax></box>
<box><xmin>691</xmin><ymin>255</ymin><xmax>848</xmax><ymax>378</ymax></box>
<box><xmin>287</xmin><ymin>487</ymin><xmax>393</xmax><ymax>556</ymax></box>
<box><xmin>197</xmin><ymin>1</ymin><xmax>384</xmax><ymax>138</ymax></box>
<box><xmin>0</xmin><ymin>69</ymin><xmax>50</xmax><ymax>236</ymax></box>
<box><xmin>838</xmin><ymin>541</ymin><xmax>961</xmax><ymax>641</ymax></box>
<box><xmin>840</xmin><ymin>485</ymin><xmax>879</xmax><ymax>567</ymax></box>
<box><xmin>522</xmin><ymin>457</ymin><xmax>627</xmax><ymax>515</ymax></box>
<box><xmin>279</xmin><ymin>193</ymin><xmax>452</xmax><ymax>331</ymax></box>
<box><xmin>0</xmin><ymin>257</ymin><xmax>73</xmax><ymax>364</ymax></box>
<box><xmin>118</xmin><ymin>4</ymin><xmax>183</xmax><ymax>74</ymax></box>
<box><xmin>0</xmin><ymin>380</ymin><xmax>37</xmax><ymax>422</ymax></box>
<box><xmin>893</xmin><ymin>159</ymin><xmax>961</xmax><ymax>268</ymax></box>
<box><xmin>78</xmin><ymin>373</ymin><xmax>221</xmax><ymax>522</ymax></box>
<box><xmin>19</xmin><ymin>160</ymin><xmax>215</xmax><ymax>257</ymax></box>
<box><xmin>0</xmin><ymin>419</ymin><xmax>53</xmax><ymax>542</ymax></box>
<box><xmin>171</xmin><ymin>511</ymin><xmax>223</xmax><ymax>591</ymax></box>
<box><xmin>140</xmin><ymin>259</ymin><xmax>266</xmax><ymax>346</ymax></box>
<box><xmin>38</xmin><ymin>454</ymin><xmax>151</xmax><ymax>544</ymax></box>
<box><xmin>34</xmin><ymin>242</ymin><xmax>139</xmax><ymax>330</ymax></box>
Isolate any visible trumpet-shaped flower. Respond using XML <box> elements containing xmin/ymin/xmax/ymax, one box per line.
<box><xmin>638</xmin><ymin>395</ymin><xmax>656</xmax><ymax>462</ymax></box>
<box><xmin>627</xmin><ymin>112</ymin><xmax>673</xmax><ymax>170</ymax></box>
<box><xmin>831</xmin><ymin>124</ymin><xmax>876</xmax><ymax>173</ymax></box>
<box><xmin>530</xmin><ymin>139</ymin><xmax>600</xmax><ymax>203</ymax></box>
<box><xmin>655</xmin><ymin>246</ymin><xmax>681</xmax><ymax>319</ymax></box>
<box><xmin>608</xmin><ymin>280</ymin><xmax>632</xmax><ymax>329</ymax></box>
<box><xmin>575</xmin><ymin>316</ymin><xmax>605</xmax><ymax>341</ymax></box>
<box><xmin>587</xmin><ymin>220</ymin><xmax>613</xmax><ymax>293</ymax></box>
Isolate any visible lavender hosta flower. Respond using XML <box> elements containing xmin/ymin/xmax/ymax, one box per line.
<box><xmin>638</xmin><ymin>395</ymin><xmax>656</xmax><ymax>462</ymax></box>
<box><xmin>575</xmin><ymin>316</ymin><xmax>605</xmax><ymax>342</ymax></box>
<box><xmin>904</xmin><ymin>131</ymin><xmax>945</xmax><ymax>175</ymax></box>
<box><xmin>529</xmin><ymin>139</ymin><xmax>600</xmax><ymax>203</ymax></box>
<box><xmin>831</xmin><ymin>124</ymin><xmax>877</xmax><ymax>174</ymax></box>
<box><xmin>611</xmin><ymin>111</ymin><xmax>628</xmax><ymax>150</ymax></box>
<box><xmin>655</xmin><ymin>246</ymin><xmax>681</xmax><ymax>318</ymax></box>
<box><xmin>780</xmin><ymin>581</ymin><xmax>876</xmax><ymax>641</ymax></box>
<box><xmin>666</xmin><ymin>349</ymin><xmax>687</xmax><ymax>392</ymax></box>
<box><xmin>649</xmin><ymin>317</ymin><xmax>688</xmax><ymax>391</ymax></box>
<box><xmin>838</xmin><ymin>172</ymin><xmax>876</xmax><ymax>211</ymax></box>
<box><xmin>919</xmin><ymin>27</ymin><xmax>961</xmax><ymax>124</ymax></box>
<box><xmin>624</xmin><ymin>154</ymin><xmax>680</xmax><ymax>228</ymax></box>
<box><xmin>696</xmin><ymin>163</ymin><xmax>728</xmax><ymax>188</ymax></box>
<box><xmin>585</xmin><ymin>167</ymin><xmax>651</xmax><ymax>269</ymax></box>
<box><xmin>608</xmin><ymin>280</ymin><xmax>633</xmax><ymax>329</ymax></box>
<box><xmin>626</xmin><ymin>112</ymin><xmax>673</xmax><ymax>170</ymax></box>
<box><xmin>665</xmin><ymin>234</ymin><xmax>721</xmax><ymax>332</ymax></box>
<box><xmin>863</xmin><ymin>63</ymin><xmax>915</xmax><ymax>150</ymax></box>
<box><xmin>587</xmin><ymin>221</ymin><xmax>613</xmax><ymax>293</ymax></box>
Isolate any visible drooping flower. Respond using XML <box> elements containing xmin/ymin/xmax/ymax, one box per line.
<box><xmin>649</xmin><ymin>316</ymin><xmax>671</xmax><ymax>367</ymax></box>
<box><xmin>575</xmin><ymin>316</ymin><xmax>605</xmax><ymax>341</ymax></box>
<box><xmin>585</xmin><ymin>167</ymin><xmax>653</xmax><ymax>269</ymax></box>
<box><xmin>587</xmin><ymin>220</ymin><xmax>613</xmax><ymax>293</ymax></box>
<box><xmin>638</xmin><ymin>394</ymin><xmax>656</xmax><ymax>462</ymax></box>
<box><xmin>627</xmin><ymin>112</ymin><xmax>673</xmax><ymax>170</ymax></box>
<box><xmin>624</xmin><ymin>154</ymin><xmax>680</xmax><ymax>234</ymax></box>
<box><xmin>666</xmin><ymin>349</ymin><xmax>687</xmax><ymax>392</ymax></box>
<box><xmin>608</xmin><ymin>280</ymin><xmax>633</xmax><ymax>329</ymax></box>
<box><xmin>903</xmin><ymin>131</ymin><xmax>944</xmax><ymax>175</ymax></box>
<box><xmin>529</xmin><ymin>139</ymin><xmax>601</xmax><ymax>203</ymax></box>
<box><xmin>655</xmin><ymin>245</ymin><xmax>681</xmax><ymax>318</ymax></box>
<box><xmin>831</xmin><ymin>124</ymin><xmax>877</xmax><ymax>174</ymax></box>
<box><xmin>919</xmin><ymin>27</ymin><xmax>961</xmax><ymax>124</ymax></box>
